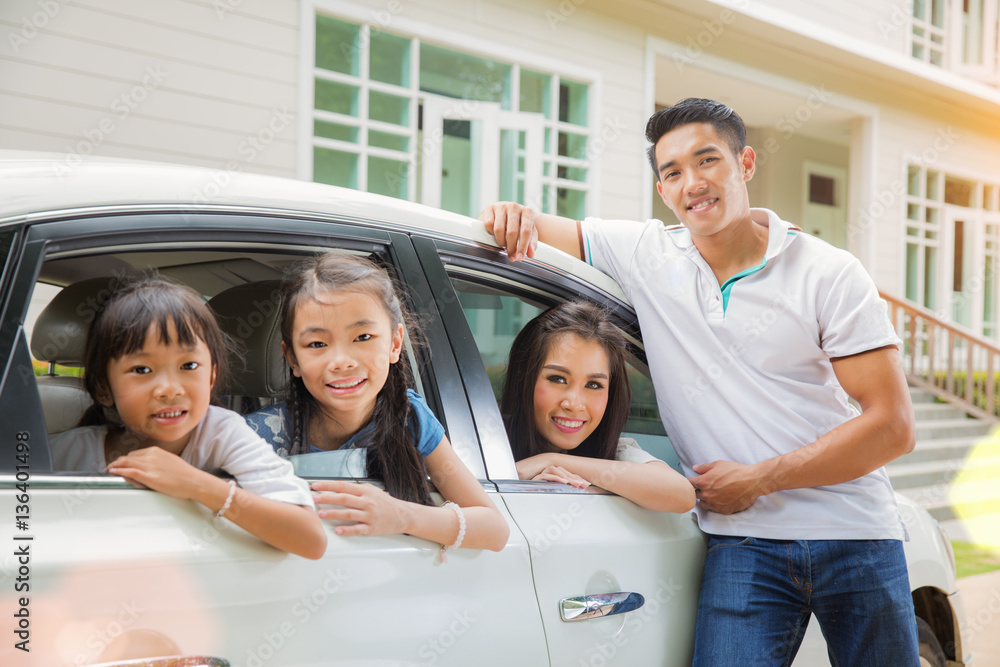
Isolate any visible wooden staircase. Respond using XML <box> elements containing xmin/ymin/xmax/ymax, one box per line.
<box><xmin>881</xmin><ymin>293</ymin><xmax>1000</xmax><ymax>543</ymax></box>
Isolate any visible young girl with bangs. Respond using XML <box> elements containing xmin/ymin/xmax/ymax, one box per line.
<box><xmin>501</xmin><ymin>300</ymin><xmax>694</xmax><ymax>512</ymax></box>
<box><xmin>49</xmin><ymin>276</ymin><xmax>327</xmax><ymax>560</ymax></box>
<box><xmin>245</xmin><ymin>253</ymin><xmax>508</xmax><ymax>558</ymax></box>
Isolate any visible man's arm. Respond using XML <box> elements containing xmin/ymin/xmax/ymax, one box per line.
<box><xmin>689</xmin><ymin>346</ymin><xmax>915</xmax><ymax>514</ymax></box>
<box><xmin>479</xmin><ymin>202</ymin><xmax>582</xmax><ymax>261</ymax></box>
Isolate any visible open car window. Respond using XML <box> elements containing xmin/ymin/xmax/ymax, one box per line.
<box><xmin>448</xmin><ymin>274</ymin><xmax>683</xmax><ymax>474</ymax></box>
<box><xmin>24</xmin><ymin>239</ymin><xmax>449</xmax><ymax>480</ymax></box>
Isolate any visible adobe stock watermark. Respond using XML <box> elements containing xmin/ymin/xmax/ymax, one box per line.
<box><xmin>53</xmin><ymin>64</ymin><xmax>169</xmax><ymax>178</ymax></box>
<box><xmin>191</xmin><ymin>107</ymin><xmax>294</xmax><ymax>204</ymax></box>
<box><xmin>416</xmin><ymin>609</ymin><xmax>477</xmax><ymax>665</ymax></box>
<box><xmin>236</xmin><ymin>567</ymin><xmax>352</xmax><ymax>667</ymax></box>
<box><xmin>848</xmin><ymin>126</ymin><xmax>960</xmax><ymax>243</ymax></box>
<box><xmin>877</xmin><ymin>1</ymin><xmax>916</xmax><ymax>40</ymax></box>
<box><xmin>6</xmin><ymin>0</ymin><xmax>70</xmax><ymax>54</ymax></box>
<box><xmin>753</xmin><ymin>85</ymin><xmax>833</xmax><ymax>168</ymax></box>
<box><xmin>75</xmin><ymin>600</ymin><xmax>144</xmax><ymax>665</ymax></box>
<box><xmin>681</xmin><ymin>290</ymin><xmax>797</xmax><ymax>401</ymax></box>
<box><xmin>672</xmin><ymin>0</ymin><xmax>751</xmax><ymax>72</ymax></box>
<box><xmin>578</xmin><ymin>578</ymin><xmax>684</xmax><ymax>667</ymax></box>
<box><xmin>546</xmin><ymin>0</ymin><xmax>586</xmax><ymax>29</ymax></box>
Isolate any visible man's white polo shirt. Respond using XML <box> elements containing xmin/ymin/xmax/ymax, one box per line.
<box><xmin>581</xmin><ymin>208</ymin><xmax>904</xmax><ymax>540</ymax></box>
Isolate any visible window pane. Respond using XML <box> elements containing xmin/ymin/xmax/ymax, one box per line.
<box><xmin>453</xmin><ymin>281</ymin><xmax>544</xmax><ymax>386</ymax></box>
<box><xmin>315</xmin><ymin>79</ymin><xmax>358</xmax><ymax>116</ymax></box>
<box><xmin>419</xmin><ymin>43</ymin><xmax>511</xmax><ymax>108</ymax></box>
<box><xmin>927</xmin><ymin>170</ymin><xmax>940</xmax><ymax>200</ymax></box>
<box><xmin>931</xmin><ymin>0</ymin><xmax>946</xmax><ymax>28</ymax></box>
<box><xmin>370</xmin><ymin>31</ymin><xmax>410</xmax><ymax>87</ymax></box>
<box><xmin>369</xmin><ymin>90</ymin><xmax>409</xmax><ymax>126</ymax></box>
<box><xmin>558</xmin><ymin>164</ymin><xmax>587</xmax><ymax>182</ymax></box>
<box><xmin>313</xmin><ymin>147</ymin><xmax>358</xmax><ymax>188</ymax></box>
<box><xmin>913</xmin><ymin>0</ymin><xmax>926</xmax><ymax>20</ymax></box>
<box><xmin>499</xmin><ymin>129</ymin><xmax>521</xmax><ymax>202</ymax></box>
<box><xmin>368</xmin><ymin>157</ymin><xmax>408</xmax><ymax>199</ymax></box>
<box><xmin>520</xmin><ymin>69</ymin><xmax>551</xmax><ymax>115</ymax></box>
<box><xmin>314</xmin><ymin>120</ymin><xmax>358</xmax><ymax>143</ymax></box>
<box><xmin>558</xmin><ymin>78</ymin><xmax>588</xmax><ymax>126</ymax></box>
<box><xmin>924</xmin><ymin>245</ymin><xmax>937</xmax><ymax>309</ymax></box>
<box><xmin>558</xmin><ymin>131</ymin><xmax>588</xmax><ymax>160</ymax></box>
<box><xmin>557</xmin><ymin>187</ymin><xmax>586</xmax><ymax>219</ymax></box>
<box><xmin>945</xmin><ymin>176</ymin><xmax>974</xmax><ymax>207</ymax></box>
<box><xmin>908</xmin><ymin>165</ymin><xmax>921</xmax><ymax>196</ymax></box>
<box><xmin>907</xmin><ymin>203</ymin><xmax>921</xmax><ymax>221</ymax></box>
<box><xmin>906</xmin><ymin>243</ymin><xmax>919</xmax><ymax>302</ymax></box>
<box><xmin>315</xmin><ymin>14</ymin><xmax>359</xmax><ymax>76</ymax></box>
<box><xmin>368</xmin><ymin>130</ymin><xmax>409</xmax><ymax>152</ymax></box>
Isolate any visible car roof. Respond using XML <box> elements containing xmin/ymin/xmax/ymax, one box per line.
<box><xmin>0</xmin><ymin>150</ymin><xmax>628</xmax><ymax>302</ymax></box>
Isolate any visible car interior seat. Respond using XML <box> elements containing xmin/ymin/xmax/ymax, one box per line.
<box><xmin>29</xmin><ymin>277</ymin><xmax>113</xmax><ymax>434</ymax></box>
<box><xmin>207</xmin><ymin>280</ymin><xmax>286</xmax><ymax>412</ymax></box>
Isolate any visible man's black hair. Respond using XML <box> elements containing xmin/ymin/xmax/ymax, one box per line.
<box><xmin>645</xmin><ymin>98</ymin><xmax>747</xmax><ymax>179</ymax></box>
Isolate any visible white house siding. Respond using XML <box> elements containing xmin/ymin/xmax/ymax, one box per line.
<box><xmin>0</xmin><ymin>0</ymin><xmax>301</xmax><ymax>176</ymax></box>
<box><xmin>746</xmin><ymin>0</ymin><xmax>911</xmax><ymax>52</ymax></box>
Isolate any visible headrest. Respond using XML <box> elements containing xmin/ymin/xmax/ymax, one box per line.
<box><xmin>30</xmin><ymin>277</ymin><xmax>119</xmax><ymax>365</ymax></box>
<box><xmin>208</xmin><ymin>280</ymin><xmax>286</xmax><ymax>398</ymax></box>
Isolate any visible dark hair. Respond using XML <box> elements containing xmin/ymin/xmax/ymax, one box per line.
<box><xmin>279</xmin><ymin>253</ymin><xmax>433</xmax><ymax>506</ymax></box>
<box><xmin>500</xmin><ymin>300</ymin><xmax>632</xmax><ymax>462</ymax></box>
<box><xmin>80</xmin><ymin>275</ymin><xmax>230</xmax><ymax>427</ymax></box>
<box><xmin>645</xmin><ymin>97</ymin><xmax>746</xmax><ymax>179</ymax></box>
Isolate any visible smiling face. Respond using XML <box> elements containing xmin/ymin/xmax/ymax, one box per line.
<box><xmin>283</xmin><ymin>290</ymin><xmax>403</xmax><ymax>435</ymax></box>
<box><xmin>532</xmin><ymin>333</ymin><xmax>611</xmax><ymax>452</ymax></box>
<box><xmin>99</xmin><ymin>320</ymin><xmax>216</xmax><ymax>454</ymax></box>
<box><xmin>654</xmin><ymin>122</ymin><xmax>756</xmax><ymax>239</ymax></box>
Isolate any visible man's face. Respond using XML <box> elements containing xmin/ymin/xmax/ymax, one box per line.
<box><xmin>654</xmin><ymin>122</ymin><xmax>755</xmax><ymax>239</ymax></box>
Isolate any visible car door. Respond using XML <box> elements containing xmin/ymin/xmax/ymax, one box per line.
<box><xmin>0</xmin><ymin>211</ymin><xmax>548</xmax><ymax>666</ymax></box>
<box><xmin>414</xmin><ymin>236</ymin><xmax>706</xmax><ymax>666</ymax></box>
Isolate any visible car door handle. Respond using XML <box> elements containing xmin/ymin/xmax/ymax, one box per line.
<box><xmin>559</xmin><ymin>592</ymin><xmax>645</xmax><ymax>622</ymax></box>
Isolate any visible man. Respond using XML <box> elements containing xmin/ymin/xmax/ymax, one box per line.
<box><xmin>480</xmin><ymin>98</ymin><xmax>918</xmax><ymax>665</ymax></box>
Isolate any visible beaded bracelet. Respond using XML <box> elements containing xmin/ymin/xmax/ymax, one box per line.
<box><xmin>216</xmin><ymin>480</ymin><xmax>237</xmax><ymax>519</ymax></box>
<box><xmin>438</xmin><ymin>501</ymin><xmax>466</xmax><ymax>564</ymax></box>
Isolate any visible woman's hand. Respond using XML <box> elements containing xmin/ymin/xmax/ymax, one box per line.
<box><xmin>311</xmin><ymin>480</ymin><xmax>413</xmax><ymax>536</ymax></box>
<box><xmin>516</xmin><ymin>453</ymin><xmax>590</xmax><ymax>489</ymax></box>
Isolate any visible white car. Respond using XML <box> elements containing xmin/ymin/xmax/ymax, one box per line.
<box><xmin>0</xmin><ymin>152</ymin><xmax>968</xmax><ymax>666</ymax></box>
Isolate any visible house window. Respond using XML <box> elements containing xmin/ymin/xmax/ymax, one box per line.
<box><xmin>912</xmin><ymin>0</ymin><xmax>948</xmax><ymax>66</ymax></box>
<box><xmin>952</xmin><ymin>0</ymin><xmax>1000</xmax><ymax>82</ymax></box>
<box><xmin>906</xmin><ymin>163</ymin><xmax>1000</xmax><ymax>336</ymax></box>
<box><xmin>309</xmin><ymin>13</ymin><xmax>594</xmax><ymax>219</ymax></box>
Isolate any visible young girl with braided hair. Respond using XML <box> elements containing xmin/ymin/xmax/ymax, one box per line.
<box><xmin>246</xmin><ymin>253</ymin><xmax>508</xmax><ymax>558</ymax></box>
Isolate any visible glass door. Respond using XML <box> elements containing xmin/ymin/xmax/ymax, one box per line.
<box><xmin>420</xmin><ymin>95</ymin><xmax>542</xmax><ymax>217</ymax></box>
<box><xmin>946</xmin><ymin>207</ymin><xmax>984</xmax><ymax>331</ymax></box>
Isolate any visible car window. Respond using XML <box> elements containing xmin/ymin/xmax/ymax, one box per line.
<box><xmin>24</xmin><ymin>240</ymin><xmax>444</xmax><ymax>481</ymax></box>
<box><xmin>451</xmin><ymin>276</ymin><xmax>683</xmax><ymax>472</ymax></box>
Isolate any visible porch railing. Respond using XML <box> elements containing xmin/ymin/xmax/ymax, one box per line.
<box><xmin>881</xmin><ymin>291</ymin><xmax>1000</xmax><ymax>422</ymax></box>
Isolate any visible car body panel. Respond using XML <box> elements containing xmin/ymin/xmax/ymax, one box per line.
<box><xmin>0</xmin><ymin>481</ymin><xmax>548</xmax><ymax>666</ymax></box>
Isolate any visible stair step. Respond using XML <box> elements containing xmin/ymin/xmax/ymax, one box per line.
<box><xmin>908</xmin><ymin>388</ymin><xmax>940</xmax><ymax>404</ymax></box>
<box><xmin>885</xmin><ymin>456</ymin><xmax>1000</xmax><ymax>489</ymax></box>
<box><xmin>912</xmin><ymin>402</ymin><xmax>969</xmax><ymax>421</ymax></box>
<box><xmin>914</xmin><ymin>419</ymin><xmax>993</xmax><ymax>440</ymax></box>
<box><xmin>897</xmin><ymin>479</ymin><xmax>1000</xmax><ymax>522</ymax></box>
<box><xmin>898</xmin><ymin>435</ymin><xmax>1000</xmax><ymax>464</ymax></box>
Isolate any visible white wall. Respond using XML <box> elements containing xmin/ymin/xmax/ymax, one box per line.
<box><xmin>1</xmin><ymin>0</ymin><xmax>301</xmax><ymax>176</ymax></box>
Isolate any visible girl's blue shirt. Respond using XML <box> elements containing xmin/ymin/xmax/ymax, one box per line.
<box><xmin>245</xmin><ymin>388</ymin><xmax>444</xmax><ymax>457</ymax></box>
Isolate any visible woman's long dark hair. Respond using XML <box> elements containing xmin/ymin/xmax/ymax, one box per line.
<box><xmin>279</xmin><ymin>253</ymin><xmax>433</xmax><ymax>506</ymax></box>
<box><xmin>500</xmin><ymin>300</ymin><xmax>631</xmax><ymax>462</ymax></box>
<box><xmin>79</xmin><ymin>275</ymin><xmax>230</xmax><ymax>428</ymax></box>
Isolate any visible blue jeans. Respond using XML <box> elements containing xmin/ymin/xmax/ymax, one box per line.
<box><xmin>692</xmin><ymin>536</ymin><xmax>919</xmax><ymax>666</ymax></box>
